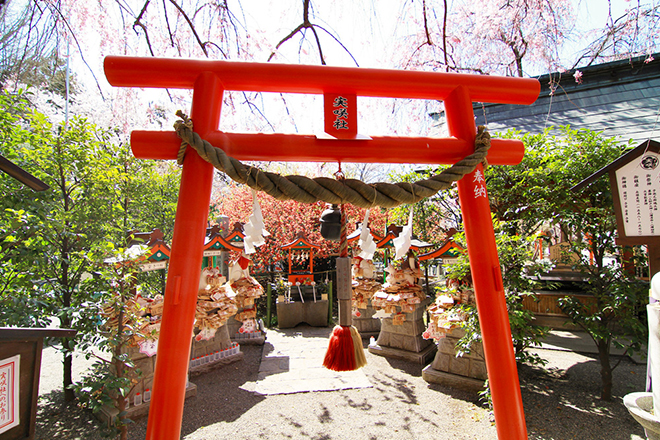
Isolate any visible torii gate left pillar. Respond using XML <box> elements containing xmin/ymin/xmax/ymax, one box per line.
<box><xmin>104</xmin><ymin>56</ymin><xmax>539</xmax><ymax>440</ymax></box>
<box><xmin>136</xmin><ymin>71</ymin><xmax>223</xmax><ymax>439</ymax></box>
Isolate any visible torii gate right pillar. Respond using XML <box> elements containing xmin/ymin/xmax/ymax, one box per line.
<box><xmin>447</xmin><ymin>86</ymin><xmax>527</xmax><ymax>439</ymax></box>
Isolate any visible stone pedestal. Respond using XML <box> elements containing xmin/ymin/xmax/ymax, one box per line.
<box><xmin>96</xmin><ymin>342</ymin><xmax>198</xmax><ymax>427</ymax></box>
<box><xmin>97</xmin><ymin>382</ymin><xmax>197</xmax><ymax>428</ymax></box>
<box><xmin>625</xmin><ymin>392</ymin><xmax>660</xmax><ymax>440</ymax></box>
<box><xmin>190</xmin><ymin>324</ymin><xmax>244</xmax><ymax>375</ymax></box>
<box><xmin>422</xmin><ymin>328</ymin><xmax>487</xmax><ymax>391</ymax></box>
<box><xmin>352</xmin><ymin>305</ymin><xmax>381</xmax><ymax>338</ymax></box>
<box><xmin>122</xmin><ymin>344</ymin><xmax>157</xmax><ymax>409</ymax></box>
<box><xmin>97</xmin><ymin>323</ymin><xmax>244</xmax><ymax>426</ymax></box>
<box><xmin>368</xmin><ymin>298</ymin><xmax>436</xmax><ymax>364</ymax></box>
<box><xmin>277</xmin><ymin>299</ymin><xmax>329</xmax><ymax>328</ymax></box>
<box><xmin>230</xmin><ymin>318</ymin><xmax>267</xmax><ymax>345</ymax></box>
<box><xmin>227</xmin><ymin>309</ymin><xmax>266</xmax><ymax>345</ymax></box>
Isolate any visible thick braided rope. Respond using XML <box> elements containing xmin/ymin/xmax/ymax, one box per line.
<box><xmin>339</xmin><ymin>205</ymin><xmax>348</xmax><ymax>258</ymax></box>
<box><xmin>174</xmin><ymin>111</ymin><xmax>490</xmax><ymax>209</ymax></box>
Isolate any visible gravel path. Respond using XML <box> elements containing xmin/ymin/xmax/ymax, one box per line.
<box><xmin>34</xmin><ymin>333</ymin><xmax>648</xmax><ymax>440</ymax></box>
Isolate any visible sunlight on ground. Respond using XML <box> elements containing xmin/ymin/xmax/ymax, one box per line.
<box><xmin>552</xmin><ymin>331</ymin><xmax>581</xmax><ymax>339</ymax></box>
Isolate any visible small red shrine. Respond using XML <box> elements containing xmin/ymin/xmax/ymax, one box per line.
<box><xmin>281</xmin><ymin>233</ymin><xmax>320</xmax><ymax>284</ymax></box>
<box><xmin>127</xmin><ymin>229</ymin><xmax>171</xmax><ymax>272</ymax></box>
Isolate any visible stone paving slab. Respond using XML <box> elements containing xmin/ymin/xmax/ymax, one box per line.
<box><xmin>255</xmin><ymin>325</ymin><xmax>372</xmax><ymax>395</ymax></box>
<box><xmin>541</xmin><ymin>329</ymin><xmax>647</xmax><ymax>363</ymax></box>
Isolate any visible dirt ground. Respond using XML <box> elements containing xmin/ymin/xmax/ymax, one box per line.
<box><xmin>34</xmin><ymin>333</ymin><xmax>647</xmax><ymax>440</ymax></box>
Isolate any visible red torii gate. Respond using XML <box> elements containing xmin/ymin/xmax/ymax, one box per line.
<box><xmin>104</xmin><ymin>56</ymin><xmax>539</xmax><ymax>440</ymax></box>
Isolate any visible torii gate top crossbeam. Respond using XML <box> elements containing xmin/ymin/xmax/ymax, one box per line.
<box><xmin>104</xmin><ymin>57</ymin><xmax>539</xmax><ymax>166</ymax></box>
<box><xmin>105</xmin><ymin>56</ymin><xmax>539</xmax><ymax>104</ymax></box>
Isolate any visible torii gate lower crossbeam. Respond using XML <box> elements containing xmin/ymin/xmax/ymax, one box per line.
<box><xmin>103</xmin><ymin>56</ymin><xmax>539</xmax><ymax>440</ymax></box>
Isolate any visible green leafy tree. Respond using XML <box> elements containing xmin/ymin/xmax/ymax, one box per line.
<box><xmin>0</xmin><ymin>89</ymin><xmax>179</xmax><ymax>402</ymax></box>
<box><xmin>446</xmin><ymin>221</ymin><xmax>550</xmax><ymax>367</ymax></box>
<box><xmin>0</xmin><ymin>208</ymin><xmax>49</xmax><ymax>327</ymax></box>
<box><xmin>0</xmin><ymin>90</ymin><xmax>52</xmax><ymax>326</ymax></box>
<box><xmin>486</xmin><ymin>126</ymin><xmax>648</xmax><ymax>401</ymax></box>
<box><xmin>73</xmin><ymin>244</ymin><xmax>150</xmax><ymax>440</ymax></box>
<box><xmin>441</xmin><ymin>220</ymin><xmax>550</xmax><ymax>408</ymax></box>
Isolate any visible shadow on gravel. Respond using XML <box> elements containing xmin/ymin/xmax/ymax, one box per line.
<box><xmin>383</xmin><ymin>356</ymin><xmax>424</xmax><ymax>377</ymax></box>
<box><xmin>35</xmin><ymin>390</ymin><xmax>105</xmax><ymax>440</ymax></box>
<box><xmin>425</xmin><ymin>381</ymin><xmax>483</xmax><ymax>405</ymax></box>
<box><xmin>127</xmin><ymin>344</ymin><xmax>266</xmax><ymax>439</ymax></box>
<box><xmin>519</xmin><ymin>354</ymin><xmax>646</xmax><ymax>440</ymax></box>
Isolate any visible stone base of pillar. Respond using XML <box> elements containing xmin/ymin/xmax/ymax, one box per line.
<box><xmin>368</xmin><ymin>297</ymin><xmax>435</xmax><ymax>364</ymax></box>
<box><xmin>227</xmin><ymin>314</ymin><xmax>266</xmax><ymax>345</ymax></box>
<box><xmin>422</xmin><ymin>328</ymin><xmax>487</xmax><ymax>391</ymax></box>
<box><xmin>422</xmin><ymin>366</ymin><xmax>485</xmax><ymax>392</ymax></box>
<box><xmin>276</xmin><ymin>299</ymin><xmax>329</xmax><ymax>328</ymax></box>
<box><xmin>368</xmin><ymin>342</ymin><xmax>437</xmax><ymax>365</ymax></box>
<box><xmin>96</xmin><ymin>381</ymin><xmax>197</xmax><ymax>427</ymax></box>
<box><xmin>352</xmin><ymin>305</ymin><xmax>381</xmax><ymax>338</ymax></box>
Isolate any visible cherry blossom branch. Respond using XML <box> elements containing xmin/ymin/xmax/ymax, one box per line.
<box><xmin>41</xmin><ymin>0</ymin><xmax>106</xmax><ymax>99</ymax></box>
<box><xmin>267</xmin><ymin>0</ymin><xmax>355</xmax><ymax>66</ymax></box>
<box><xmin>167</xmin><ymin>0</ymin><xmax>209</xmax><ymax>57</ymax></box>
<box><xmin>313</xmin><ymin>24</ymin><xmax>359</xmax><ymax>66</ymax></box>
<box><xmin>422</xmin><ymin>0</ymin><xmax>433</xmax><ymax>46</ymax></box>
<box><xmin>442</xmin><ymin>0</ymin><xmax>449</xmax><ymax>71</ymax></box>
<box><xmin>133</xmin><ymin>1</ymin><xmax>155</xmax><ymax>57</ymax></box>
<box><xmin>161</xmin><ymin>0</ymin><xmax>176</xmax><ymax>48</ymax></box>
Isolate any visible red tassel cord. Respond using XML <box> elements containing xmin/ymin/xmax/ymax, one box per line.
<box><xmin>322</xmin><ymin>203</ymin><xmax>366</xmax><ymax>371</ymax></box>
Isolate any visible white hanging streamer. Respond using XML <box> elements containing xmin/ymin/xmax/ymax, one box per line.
<box><xmin>358</xmin><ymin>209</ymin><xmax>377</xmax><ymax>260</ymax></box>
<box><xmin>243</xmin><ymin>189</ymin><xmax>271</xmax><ymax>254</ymax></box>
<box><xmin>393</xmin><ymin>209</ymin><xmax>414</xmax><ymax>260</ymax></box>
<box><xmin>228</xmin><ymin>253</ymin><xmax>250</xmax><ymax>282</ymax></box>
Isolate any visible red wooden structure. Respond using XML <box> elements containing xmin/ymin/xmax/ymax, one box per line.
<box><xmin>223</xmin><ymin>222</ymin><xmax>247</xmax><ymax>248</ymax></box>
<box><xmin>376</xmin><ymin>224</ymin><xmax>434</xmax><ymax>252</ymax></box>
<box><xmin>281</xmin><ymin>234</ymin><xmax>320</xmax><ymax>284</ymax></box>
<box><xmin>346</xmin><ymin>225</ymin><xmax>383</xmax><ymax>244</ymax></box>
<box><xmin>418</xmin><ymin>237</ymin><xmax>463</xmax><ymax>263</ymax></box>
<box><xmin>104</xmin><ymin>55</ymin><xmax>539</xmax><ymax>440</ymax></box>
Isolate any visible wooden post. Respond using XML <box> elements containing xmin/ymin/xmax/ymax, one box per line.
<box><xmin>446</xmin><ymin>85</ymin><xmax>527</xmax><ymax>439</ymax></box>
<box><xmin>328</xmin><ymin>279</ymin><xmax>333</xmax><ymax>325</ymax></box>
<box><xmin>266</xmin><ymin>283</ymin><xmax>272</xmax><ymax>328</ymax></box>
<box><xmin>145</xmin><ymin>72</ymin><xmax>223</xmax><ymax>440</ymax></box>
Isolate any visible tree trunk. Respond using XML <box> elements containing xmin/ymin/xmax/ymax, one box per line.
<box><xmin>597</xmin><ymin>338</ymin><xmax>613</xmax><ymax>401</ymax></box>
<box><xmin>115</xmin><ymin>297</ymin><xmax>129</xmax><ymax>440</ymax></box>
<box><xmin>63</xmin><ymin>338</ymin><xmax>75</xmax><ymax>402</ymax></box>
<box><xmin>119</xmin><ymin>423</ymin><xmax>128</xmax><ymax>440</ymax></box>
<box><xmin>61</xmin><ymin>289</ymin><xmax>75</xmax><ymax>402</ymax></box>
<box><xmin>116</xmin><ymin>380</ymin><xmax>128</xmax><ymax>440</ymax></box>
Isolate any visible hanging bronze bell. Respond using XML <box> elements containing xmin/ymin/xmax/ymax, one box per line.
<box><xmin>320</xmin><ymin>204</ymin><xmax>342</xmax><ymax>241</ymax></box>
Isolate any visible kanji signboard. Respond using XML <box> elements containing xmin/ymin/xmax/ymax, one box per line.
<box><xmin>0</xmin><ymin>355</ymin><xmax>19</xmax><ymax>435</ymax></box>
<box><xmin>615</xmin><ymin>150</ymin><xmax>660</xmax><ymax>237</ymax></box>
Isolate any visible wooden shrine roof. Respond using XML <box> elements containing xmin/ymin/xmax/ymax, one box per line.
<box><xmin>432</xmin><ymin>53</ymin><xmax>660</xmax><ymax>146</ymax></box>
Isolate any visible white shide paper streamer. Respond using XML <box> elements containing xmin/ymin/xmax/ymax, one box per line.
<box><xmin>393</xmin><ymin>209</ymin><xmax>414</xmax><ymax>260</ymax></box>
<box><xmin>243</xmin><ymin>189</ymin><xmax>270</xmax><ymax>254</ymax></box>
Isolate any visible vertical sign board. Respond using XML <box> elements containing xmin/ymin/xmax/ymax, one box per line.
<box><xmin>575</xmin><ymin>139</ymin><xmax>660</xmax><ymax>276</ymax></box>
<box><xmin>0</xmin><ymin>355</ymin><xmax>20</xmax><ymax>434</ymax></box>
<box><xmin>615</xmin><ymin>149</ymin><xmax>660</xmax><ymax>238</ymax></box>
<box><xmin>323</xmin><ymin>93</ymin><xmax>358</xmax><ymax>139</ymax></box>
<box><xmin>0</xmin><ymin>328</ymin><xmax>75</xmax><ymax>440</ymax></box>
<box><xmin>599</xmin><ymin>140</ymin><xmax>660</xmax><ymax>278</ymax></box>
